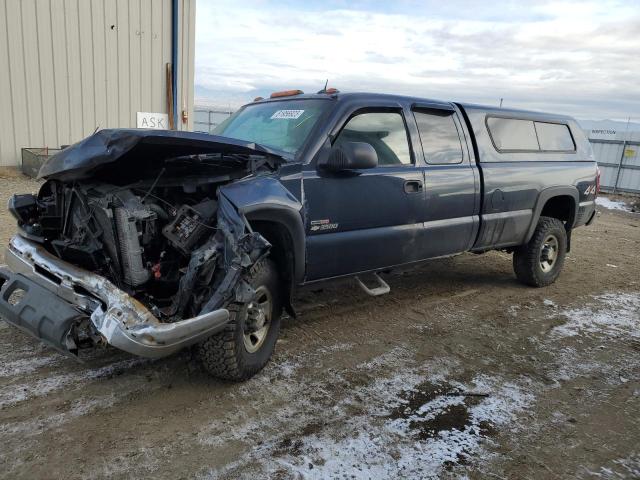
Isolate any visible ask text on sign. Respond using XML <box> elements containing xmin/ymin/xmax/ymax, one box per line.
<box><xmin>137</xmin><ymin>112</ymin><xmax>169</xmax><ymax>129</ymax></box>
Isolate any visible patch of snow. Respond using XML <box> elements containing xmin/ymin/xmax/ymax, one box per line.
<box><xmin>0</xmin><ymin>394</ymin><xmax>118</xmax><ymax>436</ymax></box>
<box><xmin>534</xmin><ymin>292</ymin><xmax>640</xmax><ymax>385</ymax></box>
<box><xmin>198</xmin><ymin>351</ymin><xmax>533</xmax><ymax>480</ymax></box>
<box><xmin>596</xmin><ymin>196</ymin><xmax>632</xmax><ymax>212</ymax></box>
<box><xmin>0</xmin><ymin>355</ymin><xmax>61</xmax><ymax>377</ymax></box>
<box><xmin>317</xmin><ymin>342</ymin><xmax>355</xmax><ymax>354</ymax></box>
<box><xmin>90</xmin><ymin>446</ymin><xmax>166</xmax><ymax>479</ymax></box>
<box><xmin>507</xmin><ymin>305</ymin><xmax>520</xmax><ymax>317</ymax></box>
<box><xmin>0</xmin><ymin>358</ymin><xmax>148</xmax><ymax>408</ymax></box>
<box><xmin>581</xmin><ymin>453</ymin><xmax>640</xmax><ymax>478</ymax></box>
<box><xmin>543</xmin><ymin>345</ymin><xmax>611</xmax><ymax>384</ymax></box>
<box><xmin>551</xmin><ymin>292</ymin><xmax>640</xmax><ymax>340</ymax></box>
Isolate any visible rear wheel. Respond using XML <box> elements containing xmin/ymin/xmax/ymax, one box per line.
<box><xmin>513</xmin><ymin>216</ymin><xmax>567</xmax><ymax>287</ymax></box>
<box><xmin>197</xmin><ymin>259</ymin><xmax>282</xmax><ymax>381</ymax></box>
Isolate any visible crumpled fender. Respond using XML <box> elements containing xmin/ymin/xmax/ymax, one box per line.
<box><xmin>219</xmin><ymin>176</ymin><xmax>306</xmax><ymax>285</ymax></box>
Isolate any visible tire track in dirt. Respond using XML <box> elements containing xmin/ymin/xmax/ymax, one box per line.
<box><xmin>0</xmin><ymin>171</ymin><xmax>639</xmax><ymax>479</ymax></box>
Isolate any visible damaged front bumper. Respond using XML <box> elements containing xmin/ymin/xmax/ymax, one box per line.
<box><xmin>0</xmin><ymin>235</ymin><xmax>230</xmax><ymax>358</ymax></box>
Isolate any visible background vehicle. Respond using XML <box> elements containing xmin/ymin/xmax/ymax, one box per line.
<box><xmin>0</xmin><ymin>91</ymin><xmax>598</xmax><ymax>380</ymax></box>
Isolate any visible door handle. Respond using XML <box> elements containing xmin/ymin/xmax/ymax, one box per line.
<box><xmin>404</xmin><ymin>180</ymin><xmax>423</xmax><ymax>194</ymax></box>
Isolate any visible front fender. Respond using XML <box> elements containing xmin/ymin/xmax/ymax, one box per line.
<box><xmin>219</xmin><ymin>177</ymin><xmax>306</xmax><ymax>284</ymax></box>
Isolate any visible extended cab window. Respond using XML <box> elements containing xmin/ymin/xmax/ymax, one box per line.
<box><xmin>335</xmin><ymin>112</ymin><xmax>412</xmax><ymax>166</ymax></box>
<box><xmin>534</xmin><ymin>122</ymin><xmax>575</xmax><ymax>151</ymax></box>
<box><xmin>413</xmin><ymin>110</ymin><xmax>463</xmax><ymax>164</ymax></box>
<box><xmin>486</xmin><ymin>117</ymin><xmax>539</xmax><ymax>151</ymax></box>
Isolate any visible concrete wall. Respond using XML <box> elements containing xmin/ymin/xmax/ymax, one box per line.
<box><xmin>0</xmin><ymin>0</ymin><xmax>195</xmax><ymax>167</ymax></box>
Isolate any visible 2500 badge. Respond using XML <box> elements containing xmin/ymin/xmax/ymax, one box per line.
<box><xmin>310</xmin><ymin>219</ymin><xmax>339</xmax><ymax>232</ymax></box>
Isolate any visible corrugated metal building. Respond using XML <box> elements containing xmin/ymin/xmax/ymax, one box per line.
<box><xmin>0</xmin><ymin>0</ymin><xmax>196</xmax><ymax>167</ymax></box>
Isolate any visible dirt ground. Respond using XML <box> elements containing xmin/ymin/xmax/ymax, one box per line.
<box><xmin>0</xmin><ymin>168</ymin><xmax>639</xmax><ymax>479</ymax></box>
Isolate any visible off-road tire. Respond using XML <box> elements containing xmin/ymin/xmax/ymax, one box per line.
<box><xmin>197</xmin><ymin>259</ymin><xmax>282</xmax><ymax>381</ymax></box>
<box><xmin>513</xmin><ymin>216</ymin><xmax>567</xmax><ymax>287</ymax></box>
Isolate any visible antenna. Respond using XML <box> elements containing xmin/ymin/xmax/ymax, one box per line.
<box><xmin>323</xmin><ymin>79</ymin><xmax>328</xmax><ymax>92</ymax></box>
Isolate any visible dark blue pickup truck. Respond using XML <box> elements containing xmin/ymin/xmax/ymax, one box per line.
<box><xmin>0</xmin><ymin>90</ymin><xmax>598</xmax><ymax>380</ymax></box>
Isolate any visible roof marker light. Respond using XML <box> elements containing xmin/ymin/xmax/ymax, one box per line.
<box><xmin>270</xmin><ymin>89</ymin><xmax>304</xmax><ymax>98</ymax></box>
<box><xmin>317</xmin><ymin>87</ymin><xmax>339</xmax><ymax>94</ymax></box>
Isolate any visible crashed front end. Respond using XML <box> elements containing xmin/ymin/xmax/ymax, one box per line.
<box><xmin>0</xmin><ymin>129</ymin><xmax>280</xmax><ymax>358</ymax></box>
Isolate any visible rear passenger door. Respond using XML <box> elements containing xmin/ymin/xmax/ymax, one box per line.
<box><xmin>412</xmin><ymin>105</ymin><xmax>480</xmax><ymax>257</ymax></box>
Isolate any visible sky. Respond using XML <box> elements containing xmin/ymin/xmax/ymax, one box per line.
<box><xmin>194</xmin><ymin>0</ymin><xmax>640</xmax><ymax>121</ymax></box>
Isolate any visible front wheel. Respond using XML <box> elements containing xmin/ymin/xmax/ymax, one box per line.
<box><xmin>197</xmin><ymin>259</ymin><xmax>282</xmax><ymax>381</ymax></box>
<box><xmin>513</xmin><ymin>216</ymin><xmax>567</xmax><ymax>287</ymax></box>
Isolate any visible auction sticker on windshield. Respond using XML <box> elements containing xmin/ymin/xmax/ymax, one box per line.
<box><xmin>271</xmin><ymin>110</ymin><xmax>305</xmax><ymax>119</ymax></box>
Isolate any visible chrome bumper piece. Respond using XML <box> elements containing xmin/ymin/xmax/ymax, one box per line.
<box><xmin>2</xmin><ymin>235</ymin><xmax>229</xmax><ymax>358</ymax></box>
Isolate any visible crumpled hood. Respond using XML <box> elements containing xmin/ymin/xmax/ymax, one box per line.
<box><xmin>39</xmin><ymin>129</ymin><xmax>288</xmax><ymax>180</ymax></box>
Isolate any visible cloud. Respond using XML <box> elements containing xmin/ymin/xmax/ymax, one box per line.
<box><xmin>195</xmin><ymin>0</ymin><xmax>640</xmax><ymax>120</ymax></box>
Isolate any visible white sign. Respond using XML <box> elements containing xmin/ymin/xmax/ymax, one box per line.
<box><xmin>588</xmin><ymin>128</ymin><xmax>616</xmax><ymax>140</ymax></box>
<box><xmin>270</xmin><ymin>109</ymin><xmax>304</xmax><ymax>119</ymax></box>
<box><xmin>137</xmin><ymin>112</ymin><xmax>169</xmax><ymax>129</ymax></box>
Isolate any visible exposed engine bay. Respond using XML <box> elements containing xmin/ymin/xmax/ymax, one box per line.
<box><xmin>9</xmin><ymin>153</ymin><xmax>277</xmax><ymax>341</ymax></box>
<box><xmin>1</xmin><ymin>129</ymin><xmax>297</xmax><ymax>362</ymax></box>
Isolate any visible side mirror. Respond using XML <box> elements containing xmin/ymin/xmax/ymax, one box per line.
<box><xmin>319</xmin><ymin>141</ymin><xmax>378</xmax><ymax>171</ymax></box>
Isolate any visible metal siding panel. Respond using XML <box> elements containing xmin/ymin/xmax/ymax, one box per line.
<box><xmin>116</xmin><ymin>0</ymin><xmax>130</xmax><ymax>126</ymax></box>
<box><xmin>0</xmin><ymin>0</ymin><xmax>180</xmax><ymax>165</ymax></box>
<box><xmin>104</xmin><ymin>0</ymin><xmax>119</xmax><ymax>127</ymax></box>
<box><xmin>599</xmin><ymin>165</ymin><xmax>617</xmax><ymax>189</ymax></box>
<box><xmin>0</xmin><ymin>2</ymin><xmax>16</xmax><ymax>164</ymax></box>
<box><xmin>91</xmin><ymin>0</ymin><xmax>107</xmax><ymax>130</ymax></box>
<box><xmin>177</xmin><ymin>0</ymin><xmax>195</xmax><ymax>131</ymax></box>
<box><xmin>6</xmin><ymin>0</ymin><xmax>31</xmax><ymax>166</ymax></box>
<box><xmin>162</xmin><ymin>0</ymin><xmax>171</xmax><ymax>113</ymax></box>
<box><xmin>624</xmin><ymin>146</ymin><xmax>640</xmax><ymax>167</ymax></box>
<box><xmin>593</xmin><ymin>143</ymin><xmax>620</xmax><ymax>165</ymax></box>
<box><xmin>128</xmin><ymin>0</ymin><xmax>141</xmax><ymax>125</ymax></box>
<box><xmin>618</xmin><ymin>169</ymin><xmax>639</xmax><ymax>191</ymax></box>
<box><xmin>151</xmin><ymin>0</ymin><xmax>163</xmax><ymax>113</ymax></box>
<box><xmin>78</xmin><ymin>0</ymin><xmax>95</xmax><ymax>132</ymax></box>
<box><xmin>178</xmin><ymin>0</ymin><xmax>186</xmax><ymax>130</ymax></box>
<box><xmin>21</xmin><ymin>0</ymin><xmax>45</xmax><ymax>147</ymax></box>
<box><xmin>64</xmin><ymin>0</ymin><xmax>83</xmax><ymax>142</ymax></box>
<box><xmin>184</xmin><ymin>0</ymin><xmax>191</xmax><ymax>129</ymax></box>
<box><xmin>591</xmin><ymin>142</ymin><xmax>605</xmax><ymax>159</ymax></box>
<box><xmin>591</xmin><ymin>139</ymin><xmax>640</xmax><ymax>191</ymax></box>
<box><xmin>186</xmin><ymin>0</ymin><xmax>195</xmax><ymax>131</ymax></box>
<box><xmin>140</xmin><ymin>0</ymin><xmax>152</xmax><ymax>111</ymax></box>
<box><xmin>50</xmin><ymin>0</ymin><xmax>71</xmax><ymax>146</ymax></box>
<box><xmin>36</xmin><ymin>0</ymin><xmax>58</xmax><ymax>147</ymax></box>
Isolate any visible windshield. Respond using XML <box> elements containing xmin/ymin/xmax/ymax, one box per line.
<box><xmin>213</xmin><ymin>99</ymin><xmax>330</xmax><ymax>156</ymax></box>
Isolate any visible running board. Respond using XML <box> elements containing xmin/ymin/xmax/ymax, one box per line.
<box><xmin>355</xmin><ymin>273</ymin><xmax>390</xmax><ymax>297</ymax></box>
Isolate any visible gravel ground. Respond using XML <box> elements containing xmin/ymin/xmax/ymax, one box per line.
<box><xmin>0</xmin><ymin>168</ymin><xmax>639</xmax><ymax>479</ymax></box>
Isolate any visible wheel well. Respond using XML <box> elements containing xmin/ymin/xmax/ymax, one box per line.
<box><xmin>249</xmin><ymin>220</ymin><xmax>296</xmax><ymax>316</ymax></box>
<box><xmin>539</xmin><ymin>195</ymin><xmax>576</xmax><ymax>252</ymax></box>
<box><xmin>540</xmin><ymin>195</ymin><xmax>576</xmax><ymax>225</ymax></box>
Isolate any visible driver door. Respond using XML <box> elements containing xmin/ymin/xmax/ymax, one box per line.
<box><xmin>303</xmin><ymin>108</ymin><xmax>427</xmax><ymax>281</ymax></box>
